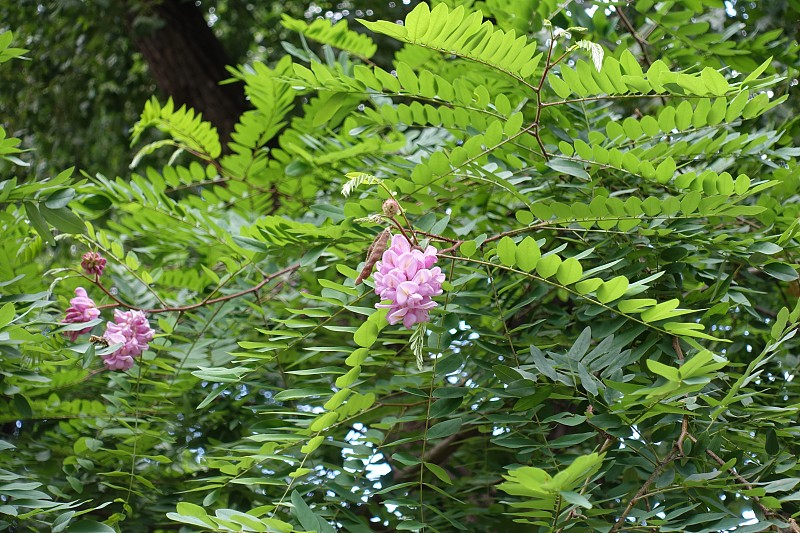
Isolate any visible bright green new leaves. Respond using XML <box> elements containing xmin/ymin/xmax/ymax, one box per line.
<box><xmin>639</xmin><ymin>351</ymin><xmax>728</xmax><ymax>399</ymax></box>
<box><xmin>0</xmin><ymin>31</ymin><xmax>27</xmax><ymax>65</ymax></box>
<box><xmin>227</xmin><ymin>57</ymin><xmax>296</xmax><ymax>158</ymax></box>
<box><xmin>7</xmin><ymin>3</ymin><xmax>800</xmax><ymax>533</ymax></box>
<box><xmin>131</xmin><ymin>97</ymin><xmax>222</xmax><ymax>160</ymax></box>
<box><xmin>536</xmin><ymin>254</ymin><xmax>561</xmax><ymax>279</ymax></box>
<box><xmin>360</xmin><ymin>3</ymin><xmax>542</xmax><ymax>82</ymax></box>
<box><xmin>489</xmin><ymin>237</ymin><xmax>709</xmax><ymax>338</ymax></box>
<box><xmin>528</xmin><ymin>186</ymin><xmax>766</xmax><ymax>233</ymax></box>
<box><xmin>167</xmin><ymin>502</ymin><xmax>293</xmax><ymax>533</ymax></box>
<box><xmin>498</xmin><ymin>453</ymin><xmax>605</xmax><ymax>525</ymax></box>
<box><xmin>281</xmin><ymin>16</ymin><xmax>377</xmax><ymax>59</ymax></box>
<box><xmin>548</xmin><ymin>46</ymin><xmax>779</xmax><ymax>103</ymax></box>
<box><xmin>353</xmin><ymin>308</ymin><xmax>387</xmax><ymax>348</ymax></box>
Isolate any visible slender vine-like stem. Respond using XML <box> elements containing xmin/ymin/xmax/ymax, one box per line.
<box><xmin>486</xmin><ymin>264</ymin><xmax>520</xmax><ymax>367</ymax></box>
<box><xmin>417</xmin><ymin>257</ymin><xmax>456</xmax><ymax>530</ymax></box>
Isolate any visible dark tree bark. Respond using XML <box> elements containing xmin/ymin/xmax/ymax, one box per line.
<box><xmin>125</xmin><ymin>0</ymin><xmax>248</xmax><ymax>147</ymax></box>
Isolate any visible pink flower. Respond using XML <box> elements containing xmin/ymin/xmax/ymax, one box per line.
<box><xmin>373</xmin><ymin>235</ymin><xmax>444</xmax><ymax>328</ymax></box>
<box><xmin>81</xmin><ymin>251</ymin><xmax>107</xmax><ymax>277</ymax></box>
<box><xmin>62</xmin><ymin>287</ymin><xmax>100</xmax><ymax>341</ymax></box>
<box><xmin>101</xmin><ymin>309</ymin><xmax>155</xmax><ymax>371</ymax></box>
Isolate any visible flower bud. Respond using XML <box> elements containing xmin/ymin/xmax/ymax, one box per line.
<box><xmin>382</xmin><ymin>198</ymin><xmax>401</xmax><ymax>217</ymax></box>
<box><xmin>81</xmin><ymin>251</ymin><xmax>107</xmax><ymax>277</ymax></box>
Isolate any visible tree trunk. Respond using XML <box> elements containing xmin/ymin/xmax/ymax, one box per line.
<box><xmin>125</xmin><ymin>0</ymin><xmax>247</xmax><ymax>147</ymax></box>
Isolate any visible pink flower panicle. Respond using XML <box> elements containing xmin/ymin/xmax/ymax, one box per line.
<box><xmin>62</xmin><ymin>287</ymin><xmax>101</xmax><ymax>341</ymax></box>
<box><xmin>81</xmin><ymin>251</ymin><xmax>107</xmax><ymax>277</ymax></box>
<box><xmin>102</xmin><ymin>309</ymin><xmax>155</xmax><ymax>371</ymax></box>
<box><xmin>373</xmin><ymin>235</ymin><xmax>445</xmax><ymax>328</ymax></box>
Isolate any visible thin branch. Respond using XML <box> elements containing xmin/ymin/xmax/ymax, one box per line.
<box><xmin>610</xmin><ymin>447</ymin><xmax>680</xmax><ymax>532</ymax></box>
<box><xmin>616</xmin><ymin>7</ymin><xmax>653</xmax><ymax>68</ymax></box>
<box><xmin>96</xmin><ymin>264</ymin><xmax>300</xmax><ymax>314</ymax></box>
<box><xmin>693</xmin><ymin>434</ymin><xmax>800</xmax><ymax>531</ymax></box>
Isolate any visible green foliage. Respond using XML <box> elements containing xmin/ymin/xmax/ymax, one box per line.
<box><xmin>4</xmin><ymin>2</ymin><xmax>800</xmax><ymax>532</ymax></box>
<box><xmin>281</xmin><ymin>15</ymin><xmax>377</xmax><ymax>59</ymax></box>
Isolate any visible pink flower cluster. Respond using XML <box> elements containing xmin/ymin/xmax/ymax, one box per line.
<box><xmin>62</xmin><ymin>287</ymin><xmax>101</xmax><ymax>341</ymax></box>
<box><xmin>81</xmin><ymin>251</ymin><xmax>107</xmax><ymax>277</ymax></box>
<box><xmin>61</xmin><ymin>253</ymin><xmax>156</xmax><ymax>371</ymax></box>
<box><xmin>102</xmin><ymin>309</ymin><xmax>155</xmax><ymax>371</ymax></box>
<box><xmin>373</xmin><ymin>235</ymin><xmax>445</xmax><ymax>328</ymax></box>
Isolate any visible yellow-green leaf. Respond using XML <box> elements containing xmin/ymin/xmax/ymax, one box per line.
<box><xmin>596</xmin><ymin>276</ymin><xmax>629</xmax><ymax>303</ymax></box>
<box><xmin>556</xmin><ymin>257</ymin><xmax>583</xmax><ymax>285</ymax></box>
<box><xmin>497</xmin><ymin>236</ymin><xmax>517</xmax><ymax>266</ymax></box>
<box><xmin>515</xmin><ymin>236</ymin><xmax>541</xmax><ymax>272</ymax></box>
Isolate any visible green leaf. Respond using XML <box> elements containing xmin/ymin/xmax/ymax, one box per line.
<box><xmin>39</xmin><ymin>205</ymin><xmax>85</xmax><ymax>235</ymax></box>
<box><xmin>556</xmin><ymin>257</ymin><xmax>583</xmax><ymax>285</ymax></box>
<box><xmin>765</xmin><ymin>428</ymin><xmax>780</xmax><ymax>456</ymax></box>
<box><xmin>536</xmin><ymin>254</ymin><xmax>562</xmax><ymax>280</ymax></box>
<box><xmin>291</xmin><ymin>491</ymin><xmax>337</xmax><ymax>533</ymax></box>
<box><xmin>617</xmin><ymin>299</ymin><xmax>656</xmax><ymax>314</ymax></box>
<box><xmin>52</xmin><ymin>512</ymin><xmax>75</xmax><ymax>533</ymax></box>
<box><xmin>547</xmin><ymin>159</ymin><xmax>590</xmax><ymax>180</ymax></box>
<box><xmin>44</xmin><ymin>188</ymin><xmax>76</xmax><ymax>209</ymax></box>
<box><xmin>354</xmin><ymin>320</ymin><xmax>379</xmax><ymax>347</ymax></box>
<box><xmin>427</xmin><ymin>418</ymin><xmax>463</xmax><ymax>439</ymax></box>
<box><xmin>763</xmin><ymin>263</ymin><xmax>798</xmax><ymax>281</ymax></box>
<box><xmin>575</xmin><ymin>277</ymin><xmax>603</xmax><ymax>294</ymax></box>
<box><xmin>549</xmin><ymin>75</ymin><xmax>572</xmax><ymax>99</ymax></box>
<box><xmin>23</xmin><ymin>202</ymin><xmax>54</xmax><ymax>246</ymax></box>
<box><xmin>425</xmin><ymin>463</ymin><xmax>452</xmax><ymax>484</ymax></box>
<box><xmin>516</xmin><ymin>236</ymin><xmax>541</xmax><ymax>271</ymax></box>
<box><xmin>655</xmin><ymin>157</ymin><xmax>676</xmax><ymax>184</ymax></box>
<box><xmin>67</xmin><ymin>520</ymin><xmax>117</xmax><ymax>533</ymax></box>
<box><xmin>0</xmin><ymin>302</ymin><xmax>14</xmax><ymax>329</ymax></box>
<box><xmin>640</xmin><ymin>299</ymin><xmax>684</xmax><ymax>322</ymax></box>
<box><xmin>497</xmin><ymin>236</ymin><xmax>517</xmax><ymax>266</ymax></box>
<box><xmin>460</xmin><ymin>240</ymin><xmax>477</xmax><ymax>257</ymax></box>
<box><xmin>560</xmin><ymin>490</ymin><xmax>592</xmax><ymax>509</ymax></box>
<box><xmin>647</xmin><ymin>359</ymin><xmax>680</xmax><ymax>381</ymax></box>
<box><xmin>273</xmin><ymin>388</ymin><xmax>332</xmax><ymax>401</ymax></box>
<box><xmin>700</xmin><ymin>67</ymin><xmax>729</xmax><ymax>96</ymax></box>
<box><xmin>596</xmin><ymin>276</ymin><xmax>629</xmax><ymax>303</ymax></box>
<box><xmin>504</xmin><ymin>112</ymin><xmax>524</xmax><ymax>136</ymax></box>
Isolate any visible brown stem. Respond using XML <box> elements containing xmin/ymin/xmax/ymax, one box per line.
<box><xmin>532</xmin><ymin>34</ymin><xmax>557</xmax><ymax>162</ymax></box>
<box><xmin>610</xmin><ymin>447</ymin><xmax>680</xmax><ymax>532</ymax></box>
<box><xmin>95</xmin><ymin>264</ymin><xmax>299</xmax><ymax>314</ymax></box>
<box><xmin>672</xmin><ymin>336</ymin><xmax>684</xmax><ymax>363</ymax></box>
<box><xmin>616</xmin><ymin>7</ymin><xmax>653</xmax><ymax>68</ymax></box>
<box><xmin>386</xmin><ymin>216</ymin><xmax>416</xmax><ymax>247</ymax></box>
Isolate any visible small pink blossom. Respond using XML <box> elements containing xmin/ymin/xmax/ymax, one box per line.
<box><xmin>62</xmin><ymin>287</ymin><xmax>100</xmax><ymax>341</ymax></box>
<box><xmin>101</xmin><ymin>309</ymin><xmax>155</xmax><ymax>371</ymax></box>
<box><xmin>373</xmin><ymin>235</ymin><xmax>444</xmax><ymax>328</ymax></box>
<box><xmin>81</xmin><ymin>251</ymin><xmax>107</xmax><ymax>277</ymax></box>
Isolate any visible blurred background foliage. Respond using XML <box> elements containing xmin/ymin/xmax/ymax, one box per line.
<box><xmin>1</xmin><ymin>0</ymin><xmax>798</xmax><ymax>179</ymax></box>
<box><xmin>0</xmin><ymin>0</ymin><xmax>416</xmax><ymax>178</ymax></box>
